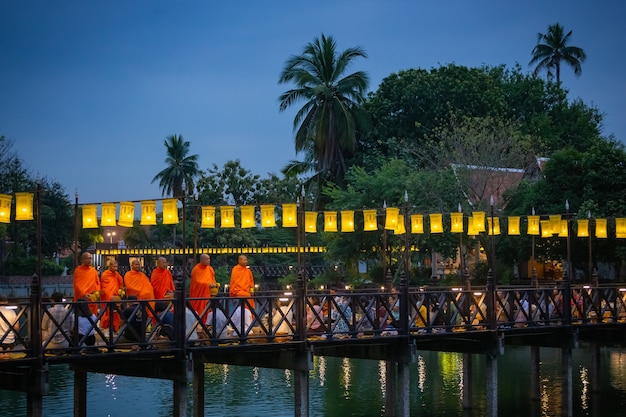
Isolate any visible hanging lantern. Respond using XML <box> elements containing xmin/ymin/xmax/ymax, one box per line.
<box><xmin>540</xmin><ymin>220</ymin><xmax>552</xmax><ymax>238</ymax></box>
<box><xmin>450</xmin><ymin>212</ymin><xmax>463</xmax><ymax>233</ymax></box>
<box><xmin>559</xmin><ymin>220</ymin><xmax>568</xmax><ymax>237</ymax></box>
<box><xmin>394</xmin><ymin>215</ymin><xmax>406</xmax><ymax>235</ymax></box>
<box><xmin>82</xmin><ymin>205</ymin><xmax>98</xmax><ymax>228</ymax></box>
<box><xmin>616</xmin><ymin>218</ymin><xmax>626</xmax><ymax>238</ymax></box>
<box><xmin>471</xmin><ymin>212</ymin><xmax>485</xmax><ymax>232</ymax></box>
<box><xmin>429</xmin><ymin>213</ymin><xmax>443</xmax><ymax>234</ymax></box>
<box><xmin>240</xmin><ymin>206</ymin><xmax>255</xmax><ymax>228</ymax></box>
<box><xmin>140</xmin><ymin>201</ymin><xmax>157</xmax><ymax>225</ymax></box>
<box><xmin>596</xmin><ymin>218</ymin><xmax>607</xmax><ymax>238</ymax></box>
<box><xmin>305</xmin><ymin>211</ymin><xmax>317</xmax><ymax>232</ymax></box>
<box><xmin>527</xmin><ymin>215</ymin><xmax>540</xmax><ymax>235</ymax></box>
<box><xmin>15</xmin><ymin>192</ymin><xmax>34</xmax><ymax>221</ymax></box>
<box><xmin>221</xmin><ymin>206</ymin><xmax>235</xmax><ymax>228</ymax></box>
<box><xmin>508</xmin><ymin>216</ymin><xmax>520</xmax><ymax>235</ymax></box>
<box><xmin>118</xmin><ymin>202</ymin><xmax>135</xmax><ymax>227</ymax></box>
<box><xmin>362</xmin><ymin>209</ymin><xmax>377</xmax><ymax>231</ymax></box>
<box><xmin>324</xmin><ymin>211</ymin><xmax>337</xmax><ymax>232</ymax></box>
<box><xmin>100</xmin><ymin>203</ymin><xmax>117</xmax><ymax>227</ymax></box>
<box><xmin>341</xmin><ymin>210</ymin><xmax>355</xmax><ymax>232</ymax></box>
<box><xmin>411</xmin><ymin>214</ymin><xmax>424</xmax><ymax>234</ymax></box>
<box><xmin>261</xmin><ymin>205</ymin><xmax>276</xmax><ymax>228</ymax></box>
<box><xmin>201</xmin><ymin>206</ymin><xmax>216</xmax><ymax>228</ymax></box>
<box><xmin>487</xmin><ymin>217</ymin><xmax>501</xmax><ymax>235</ymax></box>
<box><xmin>0</xmin><ymin>194</ymin><xmax>12</xmax><ymax>223</ymax></box>
<box><xmin>549</xmin><ymin>215</ymin><xmax>561</xmax><ymax>234</ymax></box>
<box><xmin>467</xmin><ymin>217</ymin><xmax>478</xmax><ymax>236</ymax></box>
<box><xmin>282</xmin><ymin>203</ymin><xmax>297</xmax><ymax>227</ymax></box>
<box><xmin>384</xmin><ymin>207</ymin><xmax>399</xmax><ymax>231</ymax></box>
<box><xmin>162</xmin><ymin>199</ymin><xmax>179</xmax><ymax>225</ymax></box>
<box><xmin>577</xmin><ymin>219</ymin><xmax>589</xmax><ymax>237</ymax></box>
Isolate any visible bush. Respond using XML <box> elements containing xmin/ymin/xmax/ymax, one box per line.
<box><xmin>4</xmin><ymin>256</ymin><xmax>64</xmax><ymax>276</ymax></box>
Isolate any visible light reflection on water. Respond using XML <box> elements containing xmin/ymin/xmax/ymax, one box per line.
<box><xmin>0</xmin><ymin>346</ymin><xmax>625</xmax><ymax>416</ymax></box>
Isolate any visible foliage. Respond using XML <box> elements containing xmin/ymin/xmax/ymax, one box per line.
<box><xmin>4</xmin><ymin>256</ymin><xmax>64</xmax><ymax>276</ymax></box>
<box><xmin>152</xmin><ymin>134</ymin><xmax>200</xmax><ymax>197</ymax></box>
<box><xmin>529</xmin><ymin>22</ymin><xmax>586</xmax><ymax>84</ymax></box>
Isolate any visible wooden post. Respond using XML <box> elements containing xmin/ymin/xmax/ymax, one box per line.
<box><xmin>173</xmin><ymin>377</ymin><xmax>188</xmax><ymax>417</ymax></box>
<box><xmin>590</xmin><ymin>342</ymin><xmax>602</xmax><ymax>393</ymax></box>
<box><xmin>397</xmin><ymin>361</ymin><xmax>410</xmax><ymax>416</ymax></box>
<box><xmin>561</xmin><ymin>347</ymin><xmax>573</xmax><ymax>417</ymax></box>
<box><xmin>462</xmin><ymin>353</ymin><xmax>472</xmax><ymax>409</ymax></box>
<box><xmin>485</xmin><ymin>354</ymin><xmax>498</xmax><ymax>417</ymax></box>
<box><xmin>530</xmin><ymin>346</ymin><xmax>541</xmax><ymax>401</ymax></box>
<box><xmin>74</xmin><ymin>369</ymin><xmax>87</xmax><ymax>417</ymax></box>
<box><xmin>294</xmin><ymin>368</ymin><xmax>309</xmax><ymax>417</ymax></box>
<box><xmin>385</xmin><ymin>361</ymin><xmax>396</xmax><ymax>416</ymax></box>
<box><xmin>193</xmin><ymin>357</ymin><xmax>205</xmax><ymax>417</ymax></box>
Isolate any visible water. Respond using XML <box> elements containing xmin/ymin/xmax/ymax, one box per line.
<box><xmin>1</xmin><ymin>346</ymin><xmax>625</xmax><ymax>416</ymax></box>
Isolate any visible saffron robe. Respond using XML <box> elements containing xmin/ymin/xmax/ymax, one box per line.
<box><xmin>189</xmin><ymin>263</ymin><xmax>215</xmax><ymax>321</ymax></box>
<box><xmin>123</xmin><ymin>270</ymin><xmax>155</xmax><ymax>301</ymax></box>
<box><xmin>73</xmin><ymin>265</ymin><xmax>100</xmax><ymax>315</ymax></box>
<box><xmin>100</xmin><ymin>269</ymin><xmax>123</xmax><ymax>331</ymax></box>
<box><xmin>229</xmin><ymin>264</ymin><xmax>255</xmax><ymax>309</ymax></box>
<box><xmin>151</xmin><ymin>267</ymin><xmax>175</xmax><ymax>299</ymax></box>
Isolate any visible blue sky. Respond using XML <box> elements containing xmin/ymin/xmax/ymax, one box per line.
<box><xmin>1</xmin><ymin>1</ymin><xmax>624</xmax><ymax>204</ymax></box>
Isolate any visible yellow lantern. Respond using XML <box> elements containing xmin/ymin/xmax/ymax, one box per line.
<box><xmin>100</xmin><ymin>203</ymin><xmax>117</xmax><ymax>227</ymax></box>
<box><xmin>471</xmin><ymin>212</ymin><xmax>485</xmax><ymax>232</ymax></box>
<box><xmin>577</xmin><ymin>219</ymin><xmax>589</xmax><ymax>237</ymax></box>
<box><xmin>341</xmin><ymin>210</ymin><xmax>355</xmax><ymax>232</ymax></box>
<box><xmin>201</xmin><ymin>206</ymin><xmax>215</xmax><ymax>228</ymax></box>
<box><xmin>261</xmin><ymin>204</ymin><xmax>276</xmax><ymax>227</ymax></box>
<box><xmin>240</xmin><ymin>206</ymin><xmax>255</xmax><ymax>228</ymax></box>
<box><xmin>487</xmin><ymin>217</ymin><xmax>501</xmax><ymax>235</ymax></box>
<box><xmin>508</xmin><ymin>216</ymin><xmax>520</xmax><ymax>235</ymax></box>
<box><xmin>282</xmin><ymin>203</ymin><xmax>297</xmax><ymax>227</ymax></box>
<box><xmin>385</xmin><ymin>207</ymin><xmax>399</xmax><ymax>230</ymax></box>
<box><xmin>429</xmin><ymin>213</ymin><xmax>443</xmax><ymax>233</ymax></box>
<box><xmin>15</xmin><ymin>192</ymin><xmax>34</xmax><ymax>221</ymax></box>
<box><xmin>140</xmin><ymin>201</ymin><xmax>157</xmax><ymax>225</ymax></box>
<box><xmin>467</xmin><ymin>217</ymin><xmax>478</xmax><ymax>236</ymax></box>
<box><xmin>540</xmin><ymin>220</ymin><xmax>552</xmax><ymax>238</ymax></box>
<box><xmin>305</xmin><ymin>211</ymin><xmax>317</xmax><ymax>232</ymax></box>
<box><xmin>324</xmin><ymin>211</ymin><xmax>337</xmax><ymax>232</ymax></box>
<box><xmin>411</xmin><ymin>214</ymin><xmax>424</xmax><ymax>234</ymax></box>
<box><xmin>221</xmin><ymin>206</ymin><xmax>235</xmax><ymax>228</ymax></box>
<box><xmin>616</xmin><ymin>218</ymin><xmax>626</xmax><ymax>238</ymax></box>
<box><xmin>596</xmin><ymin>218</ymin><xmax>607</xmax><ymax>238</ymax></box>
<box><xmin>527</xmin><ymin>215</ymin><xmax>540</xmax><ymax>235</ymax></box>
<box><xmin>0</xmin><ymin>194</ymin><xmax>12</xmax><ymax>223</ymax></box>
<box><xmin>450</xmin><ymin>212</ymin><xmax>463</xmax><ymax>233</ymax></box>
<box><xmin>549</xmin><ymin>215</ymin><xmax>561</xmax><ymax>234</ymax></box>
<box><xmin>118</xmin><ymin>202</ymin><xmax>135</xmax><ymax>227</ymax></box>
<box><xmin>363</xmin><ymin>209</ymin><xmax>378</xmax><ymax>231</ymax></box>
<box><xmin>162</xmin><ymin>199</ymin><xmax>179</xmax><ymax>225</ymax></box>
<box><xmin>394</xmin><ymin>215</ymin><xmax>406</xmax><ymax>235</ymax></box>
<box><xmin>82</xmin><ymin>205</ymin><xmax>98</xmax><ymax>228</ymax></box>
<box><xmin>559</xmin><ymin>220</ymin><xmax>568</xmax><ymax>237</ymax></box>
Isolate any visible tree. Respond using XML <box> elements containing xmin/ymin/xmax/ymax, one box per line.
<box><xmin>152</xmin><ymin>134</ymin><xmax>200</xmax><ymax>198</ymax></box>
<box><xmin>529</xmin><ymin>23</ymin><xmax>586</xmax><ymax>84</ymax></box>
<box><xmin>278</xmin><ymin>33</ymin><xmax>370</xmax><ymax>194</ymax></box>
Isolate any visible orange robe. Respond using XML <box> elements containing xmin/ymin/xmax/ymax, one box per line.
<box><xmin>123</xmin><ymin>270</ymin><xmax>155</xmax><ymax>301</ymax></box>
<box><xmin>151</xmin><ymin>267</ymin><xmax>175</xmax><ymax>299</ymax></box>
<box><xmin>229</xmin><ymin>264</ymin><xmax>255</xmax><ymax>309</ymax></box>
<box><xmin>73</xmin><ymin>265</ymin><xmax>100</xmax><ymax>315</ymax></box>
<box><xmin>189</xmin><ymin>264</ymin><xmax>215</xmax><ymax>321</ymax></box>
<box><xmin>100</xmin><ymin>269</ymin><xmax>123</xmax><ymax>331</ymax></box>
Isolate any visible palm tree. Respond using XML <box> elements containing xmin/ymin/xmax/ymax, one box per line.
<box><xmin>529</xmin><ymin>23</ymin><xmax>586</xmax><ymax>84</ymax></box>
<box><xmin>152</xmin><ymin>134</ymin><xmax>200</xmax><ymax>198</ymax></box>
<box><xmin>278</xmin><ymin>34</ymin><xmax>369</xmax><ymax>189</ymax></box>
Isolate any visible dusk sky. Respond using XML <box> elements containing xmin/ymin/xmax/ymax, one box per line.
<box><xmin>1</xmin><ymin>1</ymin><xmax>624</xmax><ymax>204</ymax></box>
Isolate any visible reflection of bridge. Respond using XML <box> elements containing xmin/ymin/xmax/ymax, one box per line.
<box><xmin>1</xmin><ymin>284</ymin><xmax>625</xmax><ymax>417</ymax></box>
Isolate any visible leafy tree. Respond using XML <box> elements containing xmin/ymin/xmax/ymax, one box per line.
<box><xmin>529</xmin><ymin>23</ymin><xmax>586</xmax><ymax>84</ymax></box>
<box><xmin>152</xmin><ymin>134</ymin><xmax>200</xmax><ymax>197</ymax></box>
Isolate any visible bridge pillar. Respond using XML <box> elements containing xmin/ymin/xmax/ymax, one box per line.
<box><xmin>294</xmin><ymin>368</ymin><xmax>309</xmax><ymax>417</ymax></box>
<box><xmin>173</xmin><ymin>377</ymin><xmax>188</xmax><ymax>417</ymax></box>
<box><xmin>74</xmin><ymin>369</ymin><xmax>87</xmax><ymax>417</ymax></box>
<box><xmin>590</xmin><ymin>342</ymin><xmax>602</xmax><ymax>393</ymax></box>
<box><xmin>462</xmin><ymin>353</ymin><xmax>472</xmax><ymax>409</ymax></box>
<box><xmin>530</xmin><ymin>346</ymin><xmax>540</xmax><ymax>401</ymax></box>
<box><xmin>485</xmin><ymin>354</ymin><xmax>498</xmax><ymax>417</ymax></box>
<box><xmin>561</xmin><ymin>346</ymin><xmax>573</xmax><ymax>417</ymax></box>
<box><xmin>193</xmin><ymin>358</ymin><xmax>205</xmax><ymax>417</ymax></box>
<box><xmin>397</xmin><ymin>361</ymin><xmax>410</xmax><ymax>416</ymax></box>
<box><xmin>385</xmin><ymin>360</ymin><xmax>396</xmax><ymax>416</ymax></box>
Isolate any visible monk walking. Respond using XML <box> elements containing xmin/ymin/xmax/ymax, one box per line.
<box><xmin>73</xmin><ymin>252</ymin><xmax>100</xmax><ymax>315</ymax></box>
<box><xmin>151</xmin><ymin>257</ymin><xmax>175</xmax><ymax>299</ymax></box>
<box><xmin>189</xmin><ymin>254</ymin><xmax>216</xmax><ymax>321</ymax></box>
<box><xmin>229</xmin><ymin>255</ymin><xmax>255</xmax><ymax>309</ymax></box>
<box><xmin>100</xmin><ymin>260</ymin><xmax>123</xmax><ymax>332</ymax></box>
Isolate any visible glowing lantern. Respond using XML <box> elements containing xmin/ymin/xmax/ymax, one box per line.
<box><xmin>201</xmin><ymin>206</ymin><xmax>215</xmax><ymax>228</ymax></box>
<box><xmin>162</xmin><ymin>199</ymin><xmax>179</xmax><ymax>224</ymax></box>
<box><xmin>240</xmin><ymin>206</ymin><xmax>255</xmax><ymax>228</ymax></box>
<box><xmin>411</xmin><ymin>214</ymin><xmax>424</xmax><ymax>234</ymax></box>
<box><xmin>384</xmin><ymin>207</ymin><xmax>399</xmax><ymax>231</ymax></box>
<box><xmin>616</xmin><ymin>218</ymin><xmax>626</xmax><ymax>238</ymax></box>
<box><xmin>0</xmin><ymin>194</ymin><xmax>12</xmax><ymax>223</ymax></box>
<box><xmin>282</xmin><ymin>203</ymin><xmax>297</xmax><ymax>227</ymax></box>
<box><xmin>324</xmin><ymin>211</ymin><xmax>337</xmax><ymax>232</ymax></box>
<box><xmin>540</xmin><ymin>220</ymin><xmax>552</xmax><ymax>238</ymax></box>
<box><xmin>81</xmin><ymin>205</ymin><xmax>98</xmax><ymax>228</ymax></box>
<box><xmin>429</xmin><ymin>213</ymin><xmax>443</xmax><ymax>234</ymax></box>
<box><xmin>527</xmin><ymin>215</ymin><xmax>540</xmax><ymax>235</ymax></box>
<box><xmin>394</xmin><ymin>215</ymin><xmax>406</xmax><ymax>235</ymax></box>
<box><xmin>140</xmin><ymin>201</ymin><xmax>157</xmax><ymax>225</ymax></box>
<box><xmin>305</xmin><ymin>211</ymin><xmax>317</xmax><ymax>232</ymax></box>
<box><xmin>549</xmin><ymin>215</ymin><xmax>561</xmax><ymax>234</ymax></box>
<box><xmin>100</xmin><ymin>203</ymin><xmax>117</xmax><ymax>227</ymax></box>
<box><xmin>559</xmin><ymin>220</ymin><xmax>569</xmax><ymax>237</ymax></box>
<box><xmin>487</xmin><ymin>217</ymin><xmax>501</xmax><ymax>235</ymax></box>
<box><xmin>363</xmin><ymin>210</ymin><xmax>378</xmax><ymax>231</ymax></box>
<box><xmin>118</xmin><ymin>202</ymin><xmax>135</xmax><ymax>227</ymax></box>
<box><xmin>596</xmin><ymin>218</ymin><xmax>607</xmax><ymax>238</ymax></box>
<box><xmin>450</xmin><ymin>212</ymin><xmax>463</xmax><ymax>233</ymax></box>
<box><xmin>15</xmin><ymin>192</ymin><xmax>34</xmax><ymax>221</ymax></box>
<box><xmin>261</xmin><ymin>205</ymin><xmax>276</xmax><ymax>227</ymax></box>
<box><xmin>577</xmin><ymin>219</ymin><xmax>589</xmax><ymax>237</ymax></box>
<box><xmin>341</xmin><ymin>210</ymin><xmax>355</xmax><ymax>232</ymax></box>
<box><xmin>221</xmin><ymin>206</ymin><xmax>235</xmax><ymax>228</ymax></box>
<box><xmin>471</xmin><ymin>212</ymin><xmax>485</xmax><ymax>232</ymax></box>
<box><xmin>508</xmin><ymin>216</ymin><xmax>520</xmax><ymax>235</ymax></box>
<box><xmin>467</xmin><ymin>217</ymin><xmax>478</xmax><ymax>236</ymax></box>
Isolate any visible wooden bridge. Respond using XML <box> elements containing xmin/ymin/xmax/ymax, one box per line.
<box><xmin>1</xmin><ymin>281</ymin><xmax>625</xmax><ymax>417</ymax></box>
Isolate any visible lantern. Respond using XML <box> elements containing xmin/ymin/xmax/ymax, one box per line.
<box><xmin>261</xmin><ymin>204</ymin><xmax>276</xmax><ymax>227</ymax></box>
<box><xmin>100</xmin><ymin>203</ymin><xmax>117</xmax><ymax>227</ymax></box>
<box><xmin>162</xmin><ymin>199</ymin><xmax>179</xmax><ymax>225</ymax></box>
<box><xmin>341</xmin><ymin>210</ymin><xmax>355</xmax><ymax>232</ymax></box>
<box><xmin>118</xmin><ymin>202</ymin><xmax>135</xmax><ymax>227</ymax></box>
<box><xmin>508</xmin><ymin>216</ymin><xmax>520</xmax><ymax>235</ymax></box>
<box><xmin>0</xmin><ymin>194</ymin><xmax>12</xmax><ymax>223</ymax></box>
<box><xmin>471</xmin><ymin>212</ymin><xmax>485</xmax><ymax>232</ymax></box>
<box><xmin>221</xmin><ymin>206</ymin><xmax>235</xmax><ymax>228</ymax></box>
<box><xmin>596</xmin><ymin>218</ymin><xmax>607</xmax><ymax>238</ymax></box>
<box><xmin>411</xmin><ymin>214</ymin><xmax>424</xmax><ymax>234</ymax></box>
<box><xmin>305</xmin><ymin>211</ymin><xmax>317</xmax><ymax>232</ymax></box>
<box><xmin>527</xmin><ymin>215</ymin><xmax>540</xmax><ymax>235</ymax></box>
<box><xmin>616</xmin><ymin>218</ymin><xmax>626</xmax><ymax>238</ymax></box>
<box><xmin>487</xmin><ymin>217</ymin><xmax>501</xmax><ymax>235</ymax></box>
<box><xmin>450</xmin><ymin>212</ymin><xmax>463</xmax><ymax>233</ymax></box>
<box><xmin>201</xmin><ymin>206</ymin><xmax>216</xmax><ymax>228</ymax></box>
<box><xmin>540</xmin><ymin>220</ymin><xmax>552</xmax><ymax>238</ymax></box>
<box><xmin>240</xmin><ymin>206</ymin><xmax>255</xmax><ymax>228</ymax></box>
<box><xmin>467</xmin><ymin>217</ymin><xmax>478</xmax><ymax>236</ymax></box>
<box><xmin>324</xmin><ymin>211</ymin><xmax>337</xmax><ymax>232</ymax></box>
<box><xmin>363</xmin><ymin>210</ymin><xmax>378</xmax><ymax>231</ymax></box>
<box><xmin>282</xmin><ymin>203</ymin><xmax>297</xmax><ymax>227</ymax></box>
<box><xmin>15</xmin><ymin>192</ymin><xmax>34</xmax><ymax>221</ymax></box>
<box><xmin>394</xmin><ymin>215</ymin><xmax>406</xmax><ymax>235</ymax></box>
<box><xmin>82</xmin><ymin>205</ymin><xmax>98</xmax><ymax>228</ymax></box>
<box><xmin>559</xmin><ymin>220</ymin><xmax>568</xmax><ymax>237</ymax></box>
<box><xmin>429</xmin><ymin>213</ymin><xmax>443</xmax><ymax>234</ymax></box>
<box><xmin>140</xmin><ymin>201</ymin><xmax>157</xmax><ymax>225</ymax></box>
<box><xmin>577</xmin><ymin>219</ymin><xmax>589</xmax><ymax>237</ymax></box>
<box><xmin>549</xmin><ymin>215</ymin><xmax>561</xmax><ymax>234</ymax></box>
<box><xmin>384</xmin><ymin>207</ymin><xmax>399</xmax><ymax>231</ymax></box>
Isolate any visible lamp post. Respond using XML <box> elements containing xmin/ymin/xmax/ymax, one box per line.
<box><xmin>383</xmin><ymin>201</ymin><xmax>391</xmax><ymax>290</ymax></box>
<box><xmin>399</xmin><ymin>191</ymin><xmax>410</xmax><ymax>334</ymax></box>
<box><xmin>193</xmin><ymin>193</ymin><xmax>199</xmax><ymax>264</ymax></box>
<box><xmin>531</xmin><ymin>207</ymin><xmax>538</xmax><ymax>288</ymax></box>
<box><xmin>107</xmin><ymin>231</ymin><xmax>116</xmax><ymax>244</ymax></box>
<box><xmin>295</xmin><ymin>186</ymin><xmax>306</xmax><ymax>341</ymax></box>
<box><xmin>563</xmin><ymin>200</ymin><xmax>572</xmax><ymax>326</ymax></box>
<box><xmin>487</xmin><ymin>195</ymin><xmax>496</xmax><ymax>329</ymax></box>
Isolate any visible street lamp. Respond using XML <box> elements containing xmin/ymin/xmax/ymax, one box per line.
<box><xmin>107</xmin><ymin>231</ymin><xmax>116</xmax><ymax>244</ymax></box>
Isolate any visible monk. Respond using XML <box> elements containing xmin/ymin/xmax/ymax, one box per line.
<box><xmin>100</xmin><ymin>260</ymin><xmax>123</xmax><ymax>332</ymax></box>
<box><xmin>229</xmin><ymin>255</ymin><xmax>255</xmax><ymax>309</ymax></box>
<box><xmin>151</xmin><ymin>257</ymin><xmax>175</xmax><ymax>299</ymax></box>
<box><xmin>73</xmin><ymin>252</ymin><xmax>100</xmax><ymax>315</ymax></box>
<box><xmin>189</xmin><ymin>254</ymin><xmax>216</xmax><ymax>321</ymax></box>
<box><xmin>124</xmin><ymin>260</ymin><xmax>155</xmax><ymax>318</ymax></box>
